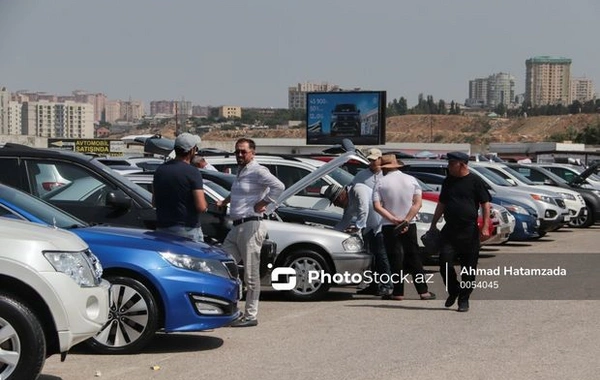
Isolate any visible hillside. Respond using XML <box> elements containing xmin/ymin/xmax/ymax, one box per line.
<box><xmin>121</xmin><ymin>114</ymin><xmax>600</xmax><ymax>145</ymax></box>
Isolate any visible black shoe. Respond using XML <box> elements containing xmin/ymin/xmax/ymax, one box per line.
<box><xmin>230</xmin><ymin>317</ymin><xmax>258</xmax><ymax>327</ymax></box>
<box><xmin>356</xmin><ymin>286</ymin><xmax>378</xmax><ymax>295</ymax></box>
<box><xmin>457</xmin><ymin>299</ymin><xmax>469</xmax><ymax>312</ymax></box>
<box><xmin>420</xmin><ymin>292</ymin><xmax>436</xmax><ymax>300</ymax></box>
<box><xmin>445</xmin><ymin>294</ymin><xmax>458</xmax><ymax>308</ymax></box>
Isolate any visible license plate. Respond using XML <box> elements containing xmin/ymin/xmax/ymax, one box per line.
<box><xmin>563</xmin><ymin>215</ymin><xmax>570</xmax><ymax>222</ymax></box>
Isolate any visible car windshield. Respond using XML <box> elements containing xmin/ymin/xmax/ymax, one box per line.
<box><xmin>91</xmin><ymin>159</ymin><xmax>153</xmax><ymax>203</ymax></box>
<box><xmin>471</xmin><ymin>166</ymin><xmax>513</xmax><ymax>186</ymax></box>
<box><xmin>0</xmin><ymin>185</ymin><xmax>87</xmax><ymax>228</ymax></box>
<box><xmin>502</xmin><ymin>166</ymin><xmax>536</xmax><ymax>185</ymax></box>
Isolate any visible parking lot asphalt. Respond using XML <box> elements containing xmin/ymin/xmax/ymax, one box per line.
<box><xmin>41</xmin><ymin>226</ymin><xmax>600</xmax><ymax>380</ymax></box>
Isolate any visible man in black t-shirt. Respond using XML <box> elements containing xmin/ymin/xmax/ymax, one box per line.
<box><xmin>429</xmin><ymin>152</ymin><xmax>491</xmax><ymax>312</ymax></box>
<box><xmin>153</xmin><ymin>133</ymin><xmax>207</xmax><ymax>242</ymax></box>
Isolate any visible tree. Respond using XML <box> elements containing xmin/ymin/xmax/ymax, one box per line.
<box><xmin>493</xmin><ymin>103</ymin><xmax>507</xmax><ymax>117</ymax></box>
<box><xmin>397</xmin><ymin>97</ymin><xmax>408</xmax><ymax>115</ymax></box>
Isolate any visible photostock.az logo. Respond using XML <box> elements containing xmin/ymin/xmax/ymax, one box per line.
<box><xmin>269</xmin><ymin>264</ymin><xmax>297</xmax><ymax>291</ymax></box>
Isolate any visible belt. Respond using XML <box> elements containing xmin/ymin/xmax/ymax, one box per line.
<box><xmin>232</xmin><ymin>216</ymin><xmax>262</xmax><ymax>226</ymax></box>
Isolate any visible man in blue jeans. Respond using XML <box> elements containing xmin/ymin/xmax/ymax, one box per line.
<box><xmin>322</xmin><ymin>183</ymin><xmax>392</xmax><ymax>296</ymax></box>
<box><xmin>153</xmin><ymin>133</ymin><xmax>207</xmax><ymax>242</ymax></box>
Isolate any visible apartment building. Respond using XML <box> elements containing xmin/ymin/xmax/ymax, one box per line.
<box><xmin>0</xmin><ymin>87</ymin><xmax>8</xmax><ymax>134</ymax></box>
<box><xmin>21</xmin><ymin>100</ymin><xmax>94</xmax><ymax>138</ymax></box>
<box><xmin>570</xmin><ymin>77</ymin><xmax>595</xmax><ymax>103</ymax></box>
<box><xmin>525</xmin><ymin>56</ymin><xmax>572</xmax><ymax>106</ymax></box>
<box><xmin>7</xmin><ymin>101</ymin><xmax>22</xmax><ymax>135</ymax></box>
<box><xmin>288</xmin><ymin>82</ymin><xmax>340</xmax><ymax>110</ymax></box>
<box><xmin>105</xmin><ymin>99</ymin><xmax>144</xmax><ymax>123</ymax></box>
<box><xmin>218</xmin><ymin>106</ymin><xmax>242</xmax><ymax>119</ymax></box>
<box><xmin>466</xmin><ymin>73</ymin><xmax>515</xmax><ymax>108</ymax></box>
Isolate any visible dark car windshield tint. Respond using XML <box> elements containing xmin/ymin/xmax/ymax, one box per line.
<box><xmin>0</xmin><ymin>184</ymin><xmax>87</xmax><ymax>228</ymax></box>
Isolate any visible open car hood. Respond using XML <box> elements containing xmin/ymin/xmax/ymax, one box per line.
<box><xmin>266</xmin><ymin>139</ymin><xmax>369</xmax><ymax>214</ymax></box>
<box><xmin>568</xmin><ymin>162</ymin><xmax>599</xmax><ymax>186</ymax></box>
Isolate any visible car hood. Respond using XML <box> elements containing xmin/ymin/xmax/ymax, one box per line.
<box><xmin>0</xmin><ymin>218</ymin><xmax>88</xmax><ymax>252</ymax></box>
<box><xmin>266</xmin><ymin>146</ymin><xmax>369</xmax><ymax>214</ymax></box>
<box><xmin>568</xmin><ymin>162</ymin><xmax>599</xmax><ymax>185</ymax></box>
<box><xmin>73</xmin><ymin>226</ymin><xmax>231</xmax><ymax>260</ymax></box>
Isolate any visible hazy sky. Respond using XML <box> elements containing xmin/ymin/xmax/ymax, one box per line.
<box><xmin>1</xmin><ymin>0</ymin><xmax>598</xmax><ymax>108</ymax></box>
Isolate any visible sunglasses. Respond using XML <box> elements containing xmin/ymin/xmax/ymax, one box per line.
<box><xmin>234</xmin><ymin>149</ymin><xmax>252</xmax><ymax>155</ymax></box>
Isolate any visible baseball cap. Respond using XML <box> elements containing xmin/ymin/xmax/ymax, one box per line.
<box><xmin>446</xmin><ymin>151</ymin><xmax>469</xmax><ymax>163</ymax></box>
<box><xmin>174</xmin><ymin>133</ymin><xmax>201</xmax><ymax>152</ymax></box>
<box><xmin>366</xmin><ymin>148</ymin><xmax>383</xmax><ymax>161</ymax></box>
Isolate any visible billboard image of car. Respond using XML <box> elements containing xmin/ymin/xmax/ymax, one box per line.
<box><xmin>306</xmin><ymin>91</ymin><xmax>386</xmax><ymax>145</ymax></box>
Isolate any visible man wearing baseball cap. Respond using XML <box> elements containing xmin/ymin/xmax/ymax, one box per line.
<box><xmin>352</xmin><ymin>147</ymin><xmax>383</xmax><ymax>188</ymax></box>
<box><xmin>429</xmin><ymin>151</ymin><xmax>491</xmax><ymax>312</ymax></box>
<box><xmin>153</xmin><ymin>133</ymin><xmax>207</xmax><ymax>242</ymax></box>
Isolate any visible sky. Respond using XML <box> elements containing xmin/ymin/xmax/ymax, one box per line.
<box><xmin>0</xmin><ymin>0</ymin><xmax>598</xmax><ymax>108</ymax></box>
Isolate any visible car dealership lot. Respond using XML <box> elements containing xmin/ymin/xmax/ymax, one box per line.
<box><xmin>41</xmin><ymin>226</ymin><xmax>600</xmax><ymax>380</ymax></box>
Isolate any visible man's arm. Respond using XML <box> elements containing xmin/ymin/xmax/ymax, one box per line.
<box><xmin>429</xmin><ymin>202</ymin><xmax>445</xmax><ymax>230</ymax></box>
<box><xmin>404</xmin><ymin>193</ymin><xmax>422</xmax><ymax>223</ymax></box>
<box><xmin>480</xmin><ymin>201</ymin><xmax>491</xmax><ymax>239</ymax></box>
<box><xmin>255</xmin><ymin>167</ymin><xmax>285</xmax><ymax>213</ymax></box>
<box><xmin>193</xmin><ymin>189</ymin><xmax>208</xmax><ymax>213</ymax></box>
<box><xmin>374</xmin><ymin>201</ymin><xmax>401</xmax><ymax>225</ymax></box>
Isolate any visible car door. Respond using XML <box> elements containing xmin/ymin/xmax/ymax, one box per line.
<box><xmin>24</xmin><ymin>159</ymin><xmax>140</xmax><ymax>228</ymax></box>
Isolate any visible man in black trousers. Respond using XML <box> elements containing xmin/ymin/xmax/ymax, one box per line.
<box><xmin>429</xmin><ymin>151</ymin><xmax>491</xmax><ymax>312</ymax></box>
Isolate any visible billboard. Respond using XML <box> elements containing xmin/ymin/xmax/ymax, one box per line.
<box><xmin>306</xmin><ymin>91</ymin><xmax>386</xmax><ymax>145</ymax></box>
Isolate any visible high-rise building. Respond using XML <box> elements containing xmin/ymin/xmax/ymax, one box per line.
<box><xmin>466</xmin><ymin>78</ymin><xmax>488</xmax><ymax>107</ymax></box>
<box><xmin>570</xmin><ymin>77</ymin><xmax>595</xmax><ymax>103</ymax></box>
<box><xmin>21</xmin><ymin>100</ymin><xmax>93</xmax><ymax>138</ymax></box>
<box><xmin>150</xmin><ymin>100</ymin><xmax>177</xmax><ymax>115</ymax></box>
<box><xmin>105</xmin><ymin>99</ymin><xmax>144</xmax><ymax>123</ymax></box>
<box><xmin>466</xmin><ymin>73</ymin><xmax>515</xmax><ymax>108</ymax></box>
<box><xmin>487</xmin><ymin>73</ymin><xmax>515</xmax><ymax>107</ymax></box>
<box><xmin>288</xmin><ymin>82</ymin><xmax>340</xmax><ymax>110</ymax></box>
<box><xmin>0</xmin><ymin>87</ymin><xmax>9</xmax><ymax>134</ymax></box>
<box><xmin>525</xmin><ymin>56</ymin><xmax>572</xmax><ymax>106</ymax></box>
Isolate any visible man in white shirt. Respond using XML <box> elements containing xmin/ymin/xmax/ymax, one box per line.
<box><xmin>217</xmin><ymin>138</ymin><xmax>284</xmax><ymax>327</ymax></box>
<box><xmin>352</xmin><ymin>147</ymin><xmax>383</xmax><ymax>188</ymax></box>
<box><xmin>373</xmin><ymin>154</ymin><xmax>435</xmax><ymax>301</ymax></box>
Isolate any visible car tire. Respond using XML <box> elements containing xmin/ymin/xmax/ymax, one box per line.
<box><xmin>0</xmin><ymin>294</ymin><xmax>46</xmax><ymax>380</ymax></box>
<box><xmin>568</xmin><ymin>205</ymin><xmax>594</xmax><ymax>228</ymax></box>
<box><xmin>282</xmin><ymin>250</ymin><xmax>332</xmax><ymax>301</ymax></box>
<box><xmin>86</xmin><ymin>276</ymin><xmax>158</xmax><ymax>354</ymax></box>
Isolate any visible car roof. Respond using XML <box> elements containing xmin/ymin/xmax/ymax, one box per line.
<box><xmin>0</xmin><ymin>143</ymin><xmax>97</xmax><ymax>163</ymax></box>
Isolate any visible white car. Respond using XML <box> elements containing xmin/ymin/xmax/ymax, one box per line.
<box><xmin>0</xmin><ymin>218</ymin><xmax>110</xmax><ymax>380</ymax></box>
<box><xmin>472</xmin><ymin>161</ymin><xmax>587</xmax><ymax>221</ymax></box>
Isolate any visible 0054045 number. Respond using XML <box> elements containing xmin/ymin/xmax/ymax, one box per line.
<box><xmin>459</xmin><ymin>280</ymin><xmax>499</xmax><ymax>289</ymax></box>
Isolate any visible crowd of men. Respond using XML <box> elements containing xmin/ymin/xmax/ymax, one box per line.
<box><xmin>153</xmin><ymin>134</ymin><xmax>491</xmax><ymax>327</ymax></box>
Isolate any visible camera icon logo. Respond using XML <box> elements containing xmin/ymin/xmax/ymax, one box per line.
<box><xmin>270</xmin><ymin>266</ymin><xmax>297</xmax><ymax>291</ymax></box>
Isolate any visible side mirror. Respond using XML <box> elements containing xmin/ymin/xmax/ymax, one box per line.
<box><xmin>106</xmin><ymin>190</ymin><xmax>132</xmax><ymax>210</ymax></box>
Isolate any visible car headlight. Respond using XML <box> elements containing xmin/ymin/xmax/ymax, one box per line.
<box><xmin>503</xmin><ymin>204</ymin><xmax>528</xmax><ymax>215</ymax></box>
<box><xmin>44</xmin><ymin>250</ymin><xmax>100</xmax><ymax>287</ymax></box>
<box><xmin>416</xmin><ymin>212</ymin><xmax>434</xmax><ymax>224</ymax></box>
<box><xmin>530</xmin><ymin>194</ymin><xmax>555</xmax><ymax>205</ymax></box>
<box><xmin>341</xmin><ymin>236</ymin><xmax>363</xmax><ymax>252</ymax></box>
<box><xmin>559</xmin><ymin>192</ymin><xmax>576</xmax><ymax>201</ymax></box>
<box><xmin>159</xmin><ymin>252</ymin><xmax>230</xmax><ymax>278</ymax></box>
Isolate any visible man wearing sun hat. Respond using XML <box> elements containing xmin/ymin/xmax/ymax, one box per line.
<box><xmin>373</xmin><ymin>154</ymin><xmax>435</xmax><ymax>301</ymax></box>
<box><xmin>153</xmin><ymin>132</ymin><xmax>207</xmax><ymax>242</ymax></box>
<box><xmin>429</xmin><ymin>151</ymin><xmax>491</xmax><ymax>312</ymax></box>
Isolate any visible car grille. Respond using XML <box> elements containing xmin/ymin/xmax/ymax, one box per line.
<box><xmin>223</xmin><ymin>260</ymin><xmax>239</xmax><ymax>279</ymax></box>
<box><xmin>555</xmin><ymin>199</ymin><xmax>566</xmax><ymax>208</ymax></box>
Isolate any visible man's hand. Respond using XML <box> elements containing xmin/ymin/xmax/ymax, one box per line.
<box><xmin>254</xmin><ymin>200</ymin><xmax>269</xmax><ymax>213</ymax></box>
<box><xmin>480</xmin><ymin>224</ymin><xmax>491</xmax><ymax>241</ymax></box>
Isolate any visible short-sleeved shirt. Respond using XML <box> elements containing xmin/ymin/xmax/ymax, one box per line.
<box><xmin>439</xmin><ymin>172</ymin><xmax>491</xmax><ymax>228</ymax></box>
<box><xmin>154</xmin><ymin>160</ymin><xmax>204</xmax><ymax>228</ymax></box>
<box><xmin>373</xmin><ymin>170</ymin><xmax>422</xmax><ymax>227</ymax></box>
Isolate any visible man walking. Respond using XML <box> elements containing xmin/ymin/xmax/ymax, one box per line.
<box><xmin>153</xmin><ymin>133</ymin><xmax>207</xmax><ymax>242</ymax></box>
<box><xmin>429</xmin><ymin>151</ymin><xmax>491</xmax><ymax>312</ymax></box>
<box><xmin>217</xmin><ymin>138</ymin><xmax>284</xmax><ymax>327</ymax></box>
<box><xmin>373</xmin><ymin>154</ymin><xmax>435</xmax><ymax>301</ymax></box>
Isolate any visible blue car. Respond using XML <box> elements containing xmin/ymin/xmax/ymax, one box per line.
<box><xmin>0</xmin><ymin>183</ymin><xmax>240</xmax><ymax>354</ymax></box>
<box><xmin>492</xmin><ymin>195</ymin><xmax>540</xmax><ymax>241</ymax></box>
